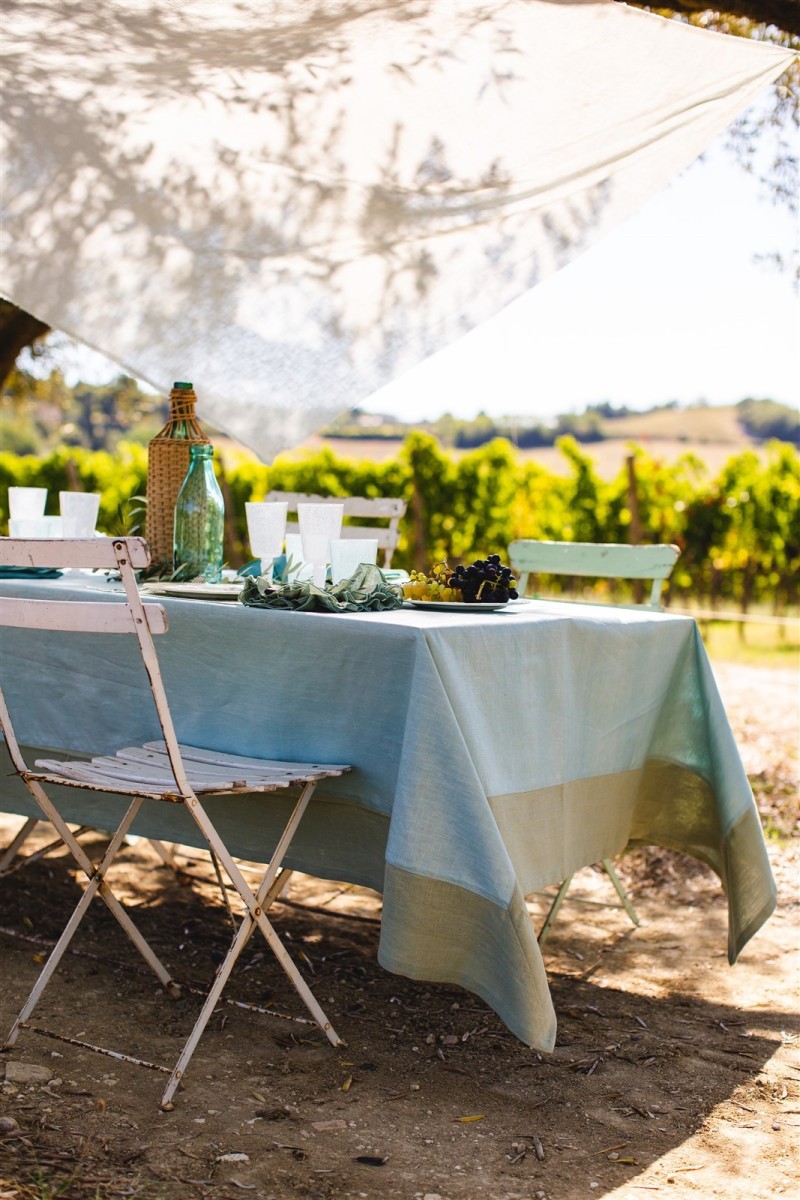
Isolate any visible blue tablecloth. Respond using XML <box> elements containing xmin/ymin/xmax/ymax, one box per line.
<box><xmin>0</xmin><ymin>576</ymin><xmax>776</xmax><ymax>1051</ymax></box>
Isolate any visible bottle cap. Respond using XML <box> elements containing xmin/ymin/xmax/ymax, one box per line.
<box><xmin>173</xmin><ymin>381</ymin><xmax>193</xmax><ymax>389</ymax></box>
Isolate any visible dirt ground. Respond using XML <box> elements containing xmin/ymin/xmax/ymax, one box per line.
<box><xmin>1</xmin><ymin>661</ymin><xmax>797</xmax><ymax>1200</ymax></box>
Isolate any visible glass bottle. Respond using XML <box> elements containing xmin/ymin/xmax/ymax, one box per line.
<box><xmin>173</xmin><ymin>444</ymin><xmax>225</xmax><ymax>583</ymax></box>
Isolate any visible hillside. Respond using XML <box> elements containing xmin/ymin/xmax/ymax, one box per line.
<box><xmin>283</xmin><ymin>402</ymin><xmax>794</xmax><ymax>480</ymax></box>
<box><xmin>593</xmin><ymin>403</ymin><xmax>747</xmax><ymax>443</ymax></box>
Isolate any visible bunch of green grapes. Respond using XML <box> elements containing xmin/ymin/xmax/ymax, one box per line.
<box><xmin>402</xmin><ymin>561</ymin><xmax>460</xmax><ymax>602</ymax></box>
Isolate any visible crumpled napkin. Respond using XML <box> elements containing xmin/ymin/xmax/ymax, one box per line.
<box><xmin>239</xmin><ymin>562</ymin><xmax>404</xmax><ymax>613</ymax></box>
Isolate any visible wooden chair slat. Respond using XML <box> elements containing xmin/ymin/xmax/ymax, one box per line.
<box><xmin>508</xmin><ymin>540</ymin><xmax>681</xmax><ymax>609</ymax></box>
<box><xmin>143</xmin><ymin>740</ymin><xmax>350</xmax><ymax>775</ymax></box>
<box><xmin>508</xmin><ymin>540</ymin><xmax>680</xmax><ymax>580</ymax></box>
<box><xmin>0</xmin><ymin>536</ymin><xmax>151</xmax><ymax>570</ymax></box>
<box><xmin>0</xmin><ymin>596</ymin><xmax>168</xmax><ymax>635</ymax></box>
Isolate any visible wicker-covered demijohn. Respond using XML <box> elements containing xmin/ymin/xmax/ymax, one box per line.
<box><xmin>145</xmin><ymin>382</ymin><xmax>210</xmax><ymax>569</ymax></box>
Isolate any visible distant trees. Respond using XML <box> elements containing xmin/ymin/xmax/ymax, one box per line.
<box><xmin>324</xmin><ymin>401</ymin><xmax>798</xmax><ymax>452</ymax></box>
<box><xmin>1</xmin><ymin>368</ymin><xmax>167</xmax><ymax>454</ymax></box>
<box><xmin>737</xmin><ymin>398</ymin><xmax>800</xmax><ymax>445</ymax></box>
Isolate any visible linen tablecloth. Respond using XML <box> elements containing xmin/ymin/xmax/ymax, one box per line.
<box><xmin>0</xmin><ymin>576</ymin><xmax>776</xmax><ymax>1052</ymax></box>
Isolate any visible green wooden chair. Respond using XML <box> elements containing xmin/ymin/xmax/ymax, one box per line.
<box><xmin>508</xmin><ymin>540</ymin><xmax>680</xmax><ymax>610</ymax></box>
<box><xmin>507</xmin><ymin>538</ymin><xmax>681</xmax><ymax>944</ymax></box>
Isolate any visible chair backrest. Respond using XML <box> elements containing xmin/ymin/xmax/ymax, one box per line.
<box><xmin>0</xmin><ymin>536</ymin><xmax>192</xmax><ymax>794</ymax></box>
<box><xmin>507</xmin><ymin>540</ymin><xmax>680</xmax><ymax>608</ymax></box>
<box><xmin>265</xmin><ymin>491</ymin><xmax>406</xmax><ymax>568</ymax></box>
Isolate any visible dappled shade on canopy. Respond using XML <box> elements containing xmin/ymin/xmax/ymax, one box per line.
<box><xmin>0</xmin><ymin>0</ymin><xmax>792</xmax><ymax>460</ymax></box>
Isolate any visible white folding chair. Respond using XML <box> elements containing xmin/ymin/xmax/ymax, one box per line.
<box><xmin>0</xmin><ymin>536</ymin><xmax>351</xmax><ymax>1109</ymax></box>
<box><xmin>266</xmin><ymin>491</ymin><xmax>406</xmax><ymax>568</ymax></box>
<box><xmin>507</xmin><ymin>538</ymin><xmax>681</xmax><ymax>943</ymax></box>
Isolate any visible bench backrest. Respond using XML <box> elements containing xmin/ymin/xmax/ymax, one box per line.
<box><xmin>265</xmin><ymin>492</ymin><xmax>406</xmax><ymax>567</ymax></box>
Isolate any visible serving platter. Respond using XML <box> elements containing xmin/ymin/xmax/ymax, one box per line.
<box><xmin>140</xmin><ymin>582</ymin><xmax>243</xmax><ymax>601</ymax></box>
<box><xmin>403</xmin><ymin>599</ymin><xmax>509</xmax><ymax>613</ymax></box>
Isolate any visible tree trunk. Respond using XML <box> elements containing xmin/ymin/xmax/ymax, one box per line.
<box><xmin>0</xmin><ymin>301</ymin><xmax>50</xmax><ymax>390</ymax></box>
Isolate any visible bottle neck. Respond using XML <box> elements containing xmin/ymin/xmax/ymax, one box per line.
<box><xmin>153</xmin><ymin>386</ymin><xmax>210</xmax><ymax>442</ymax></box>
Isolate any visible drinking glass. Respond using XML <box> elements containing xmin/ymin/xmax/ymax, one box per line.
<box><xmin>245</xmin><ymin>501</ymin><xmax>288</xmax><ymax>582</ymax></box>
<box><xmin>297</xmin><ymin>503</ymin><xmax>344</xmax><ymax>588</ymax></box>
<box><xmin>9</xmin><ymin>487</ymin><xmax>47</xmax><ymax>519</ymax></box>
<box><xmin>329</xmin><ymin>537</ymin><xmax>379</xmax><ymax>585</ymax></box>
<box><xmin>60</xmin><ymin>491</ymin><xmax>101</xmax><ymax>538</ymax></box>
<box><xmin>283</xmin><ymin>534</ymin><xmax>314</xmax><ymax>582</ymax></box>
<box><xmin>9</xmin><ymin>516</ymin><xmax>62</xmax><ymax>537</ymax></box>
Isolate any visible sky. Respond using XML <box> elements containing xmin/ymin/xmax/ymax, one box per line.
<box><xmin>51</xmin><ymin>101</ymin><xmax>799</xmax><ymax>425</ymax></box>
<box><xmin>362</xmin><ymin>115</ymin><xmax>800</xmax><ymax>423</ymax></box>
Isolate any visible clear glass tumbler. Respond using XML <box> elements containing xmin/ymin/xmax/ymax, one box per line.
<box><xmin>297</xmin><ymin>503</ymin><xmax>344</xmax><ymax>588</ymax></box>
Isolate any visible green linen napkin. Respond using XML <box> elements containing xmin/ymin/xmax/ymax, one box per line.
<box><xmin>240</xmin><ymin>563</ymin><xmax>404</xmax><ymax>613</ymax></box>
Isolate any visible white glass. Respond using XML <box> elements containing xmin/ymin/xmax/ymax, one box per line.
<box><xmin>60</xmin><ymin>491</ymin><xmax>101</xmax><ymax>537</ymax></box>
<box><xmin>245</xmin><ymin>500</ymin><xmax>288</xmax><ymax>582</ymax></box>
<box><xmin>9</xmin><ymin>487</ymin><xmax>47</xmax><ymax>519</ymax></box>
<box><xmin>283</xmin><ymin>533</ymin><xmax>314</xmax><ymax>582</ymax></box>
<box><xmin>329</xmin><ymin>537</ymin><xmax>379</xmax><ymax>584</ymax></box>
<box><xmin>9</xmin><ymin>516</ymin><xmax>62</xmax><ymax>538</ymax></box>
<box><xmin>297</xmin><ymin>502</ymin><xmax>344</xmax><ymax>588</ymax></box>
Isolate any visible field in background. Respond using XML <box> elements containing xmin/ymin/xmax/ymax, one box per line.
<box><xmin>694</xmin><ymin>614</ymin><xmax>799</xmax><ymax>668</ymax></box>
<box><xmin>289</xmin><ymin>435</ymin><xmax>766</xmax><ymax>480</ymax></box>
<box><xmin>287</xmin><ymin>403</ymin><xmax>772</xmax><ymax>479</ymax></box>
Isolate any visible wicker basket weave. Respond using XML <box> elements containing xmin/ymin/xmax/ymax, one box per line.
<box><xmin>145</xmin><ymin>383</ymin><xmax>210</xmax><ymax>569</ymax></box>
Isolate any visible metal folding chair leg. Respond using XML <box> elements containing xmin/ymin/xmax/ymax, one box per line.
<box><xmin>146</xmin><ymin>838</ymin><xmax>182</xmax><ymax>871</ymax></box>
<box><xmin>537</xmin><ymin>874</ymin><xmax>573</xmax><ymax>945</ymax></box>
<box><xmin>600</xmin><ymin>858</ymin><xmax>640</xmax><ymax>926</ymax></box>
<box><xmin>0</xmin><ymin>817</ymin><xmax>95</xmax><ymax>878</ymax></box>
<box><xmin>537</xmin><ymin>859</ymin><xmax>639</xmax><ymax>945</ymax></box>
<box><xmin>14</xmin><ymin>780</ymin><xmax>182</xmax><ymax>995</ymax></box>
<box><xmin>0</xmin><ymin>817</ymin><xmax>39</xmax><ymax>874</ymax></box>
<box><xmin>160</xmin><ymin>784</ymin><xmax>342</xmax><ymax>1110</ymax></box>
<box><xmin>3</xmin><ymin>795</ymin><xmax>180</xmax><ymax>1053</ymax></box>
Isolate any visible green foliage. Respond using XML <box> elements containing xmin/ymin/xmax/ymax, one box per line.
<box><xmin>2</xmin><ymin>436</ymin><xmax>798</xmax><ymax>612</ymax></box>
<box><xmin>0</xmin><ymin>443</ymin><xmax>148</xmax><ymax>533</ymax></box>
<box><xmin>1</xmin><ymin>367</ymin><xmax>168</xmax><ymax>453</ymax></box>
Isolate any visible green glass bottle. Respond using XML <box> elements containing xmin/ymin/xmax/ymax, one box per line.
<box><xmin>173</xmin><ymin>443</ymin><xmax>225</xmax><ymax>583</ymax></box>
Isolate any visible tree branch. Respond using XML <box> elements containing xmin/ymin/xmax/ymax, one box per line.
<box><xmin>623</xmin><ymin>0</ymin><xmax>800</xmax><ymax>38</ymax></box>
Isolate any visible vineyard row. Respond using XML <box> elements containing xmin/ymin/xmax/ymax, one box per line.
<box><xmin>2</xmin><ymin>433</ymin><xmax>798</xmax><ymax>612</ymax></box>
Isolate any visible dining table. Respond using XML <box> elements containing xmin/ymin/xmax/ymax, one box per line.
<box><xmin>0</xmin><ymin>572</ymin><xmax>776</xmax><ymax>1054</ymax></box>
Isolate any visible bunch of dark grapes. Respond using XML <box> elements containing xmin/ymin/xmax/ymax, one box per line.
<box><xmin>447</xmin><ymin>554</ymin><xmax>519</xmax><ymax>604</ymax></box>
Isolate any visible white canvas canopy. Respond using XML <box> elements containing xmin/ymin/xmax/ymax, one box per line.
<box><xmin>1</xmin><ymin>1</ymin><xmax>793</xmax><ymax>460</ymax></box>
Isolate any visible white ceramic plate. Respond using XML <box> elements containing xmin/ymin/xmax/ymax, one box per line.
<box><xmin>403</xmin><ymin>599</ymin><xmax>509</xmax><ymax>613</ymax></box>
<box><xmin>141</xmin><ymin>582</ymin><xmax>243</xmax><ymax>601</ymax></box>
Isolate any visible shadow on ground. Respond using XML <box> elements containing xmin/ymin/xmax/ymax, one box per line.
<box><xmin>0</xmin><ymin>829</ymin><xmax>797</xmax><ymax>1200</ymax></box>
